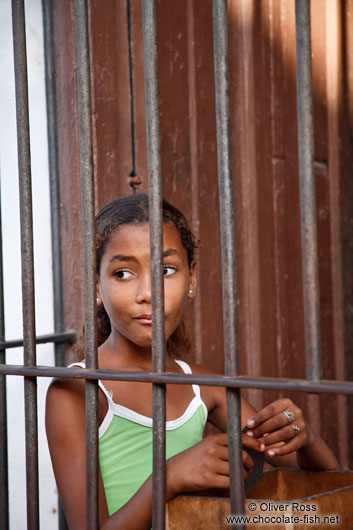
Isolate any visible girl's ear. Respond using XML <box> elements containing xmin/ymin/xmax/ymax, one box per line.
<box><xmin>187</xmin><ymin>261</ymin><xmax>197</xmax><ymax>299</ymax></box>
<box><xmin>96</xmin><ymin>284</ymin><xmax>102</xmax><ymax>306</ymax></box>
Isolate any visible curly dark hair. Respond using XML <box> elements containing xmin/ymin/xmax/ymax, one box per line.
<box><xmin>95</xmin><ymin>192</ymin><xmax>198</xmax><ymax>357</ymax></box>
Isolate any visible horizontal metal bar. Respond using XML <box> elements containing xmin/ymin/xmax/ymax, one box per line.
<box><xmin>0</xmin><ymin>331</ymin><xmax>76</xmax><ymax>350</ymax></box>
<box><xmin>1</xmin><ymin>365</ymin><xmax>353</xmax><ymax>394</ymax></box>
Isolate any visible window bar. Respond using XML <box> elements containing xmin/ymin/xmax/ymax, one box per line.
<box><xmin>73</xmin><ymin>1</ymin><xmax>99</xmax><ymax>528</ymax></box>
<box><xmin>11</xmin><ymin>0</ymin><xmax>40</xmax><ymax>528</ymax></box>
<box><xmin>0</xmin><ymin>331</ymin><xmax>76</xmax><ymax>351</ymax></box>
<box><xmin>141</xmin><ymin>1</ymin><xmax>166</xmax><ymax>529</ymax></box>
<box><xmin>42</xmin><ymin>0</ymin><xmax>69</xmax><ymax>528</ymax></box>
<box><xmin>42</xmin><ymin>0</ymin><xmax>66</xmax><ymax>370</ymax></box>
<box><xmin>0</xmin><ymin>189</ymin><xmax>9</xmax><ymax>530</ymax></box>
<box><xmin>1</xmin><ymin>364</ymin><xmax>353</xmax><ymax>395</ymax></box>
<box><xmin>212</xmin><ymin>0</ymin><xmax>245</xmax><ymax>525</ymax></box>
<box><xmin>295</xmin><ymin>0</ymin><xmax>322</xmax><ymax>381</ymax></box>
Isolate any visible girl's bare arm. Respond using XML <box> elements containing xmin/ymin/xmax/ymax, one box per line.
<box><xmin>46</xmin><ymin>379</ymin><xmax>263</xmax><ymax>530</ymax></box>
<box><xmin>242</xmin><ymin>398</ymin><xmax>338</xmax><ymax>470</ymax></box>
<box><xmin>190</xmin><ymin>364</ymin><xmax>337</xmax><ymax>471</ymax></box>
<box><xmin>46</xmin><ymin>379</ymin><xmax>110</xmax><ymax>529</ymax></box>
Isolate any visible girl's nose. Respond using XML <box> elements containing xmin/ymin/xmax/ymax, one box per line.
<box><xmin>135</xmin><ymin>275</ymin><xmax>151</xmax><ymax>304</ymax></box>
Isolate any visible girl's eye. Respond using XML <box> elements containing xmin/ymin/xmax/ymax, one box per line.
<box><xmin>164</xmin><ymin>265</ymin><xmax>176</xmax><ymax>276</ymax></box>
<box><xmin>115</xmin><ymin>270</ymin><xmax>133</xmax><ymax>280</ymax></box>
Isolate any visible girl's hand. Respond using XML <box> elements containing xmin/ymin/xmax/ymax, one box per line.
<box><xmin>244</xmin><ymin>398</ymin><xmax>313</xmax><ymax>458</ymax></box>
<box><xmin>166</xmin><ymin>432</ymin><xmax>265</xmax><ymax>499</ymax></box>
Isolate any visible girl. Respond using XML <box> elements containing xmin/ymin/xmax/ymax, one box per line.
<box><xmin>46</xmin><ymin>193</ymin><xmax>337</xmax><ymax>530</ymax></box>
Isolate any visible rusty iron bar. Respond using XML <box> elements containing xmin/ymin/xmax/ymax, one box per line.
<box><xmin>141</xmin><ymin>1</ymin><xmax>166</xmax><ymax>528</ymax></box>
<box><xmin>212</xmin><ymin>0</ymin><xmax>244</xmax><ymax>524</ymax></box>
<box><xmin>0</xmin><ymin>189</ymin><xmax>9</xmax><ymax>529</ymax></box>
<box><xmin>42</xmin><ymin>0</ymin><xmax>66</xmax><ymax>369</ymax></box>
<box><xmin>73</xmin><ymin>0</ymin><xmax>99</xmax><ymax>528</ymax></box>
<box><xmin>42</xmin><ymin>0</ymin><xmax>70</xmax><ymax>527</ymax></box>
<box><xmin>0</xmin><ymin>331</ymin><xmax>76</xmax><ymax>350</ymax></box>
<box><xmin>295</xmin><ymin>0</ymin><xmax>322</xmax><ymax>381</ymax></box>
<box><xmin>11</xmin><ymin>0</ymin><xmax>39</xmax><ymax>528</ymax></box>
<box><xmin>2</xmin><ymin>365</ymin><xmax>353</xmax><ymax>395</ymax></box>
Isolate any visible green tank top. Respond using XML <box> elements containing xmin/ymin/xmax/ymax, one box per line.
<box><xmin>71</xmin><ymin>360</ymin><xmax>208</xmax><ymax>515</ymax></box>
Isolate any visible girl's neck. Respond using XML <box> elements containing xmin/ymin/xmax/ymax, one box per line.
<box><xmin>99</xmin><ymin>331</ymin><xmax>170</xmax><ymax>370</ymax></box>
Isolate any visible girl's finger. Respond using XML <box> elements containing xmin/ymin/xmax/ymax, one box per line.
<box><xmin>242</xmin><ymin>450</ymin><xmax>254</xmax><ymax>471</ymax></box>
<box><xmin>212</xmin><ymin>474</ymin><xmax>230</xmax><ymax>489</ymax></box>
<box><xmin>265</xmin><ymin>434</ymin><xmax>306</xmax><ymax>457</ymax></box>
<box><xmin>213</xmin><ymin>433</ymin><xmax>230</xmax><ymax>446</ymax></box>
<box><xmin>242</xmin><ymin>434</ymin><xmax>265</xmax><ymax>452</ymax></box>
<box><xmin>212</xmin><ymin>459</ymin><xmax>230</xmax><ymax>476</ymax></box>
<box><xmin>248</xmin><ymin>408</ymin><xmax>303</xmax><ymax>439</ymax></box>
<box><xmin>216</xmin><ymin>445</ymin><xmax>230</xmax><ymax>462</ymax></box>
<box><xmin>246</xmin><ymin>413</ymin><xmax>289</xmax><ymax>438</ymax></box>
<box><xmin>259</xmin><ymin>424</ymin><xmax>304</xmax><ymax>446</ymax></box>
<box><xmin>246</xmin><ymin>399</ymin><xmax>300</xmax><ymax>431</ymax></box>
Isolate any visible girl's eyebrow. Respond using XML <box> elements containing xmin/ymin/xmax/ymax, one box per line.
<box><xmin>163</xmin><ymin>248</ymin><xmax>180</xmax><ymax>258</ymax></box>
<box><xmin>109</xmin><ymin>249</ymin><xmax>181</xmax><ymax>264</ymax></box>
<box><xmin>109</xmin><ymin>248</ymin><xmax>180</xmax><ymax>263</ymax></box>
<box><xmin>109</xmin><ymin>254</ymin><xmax>138</xmax><ymax>264</ymax></box>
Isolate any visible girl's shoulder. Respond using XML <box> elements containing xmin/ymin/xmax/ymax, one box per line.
<box><xmin>46</xmin><ymin>374</ymin><xmax>86</xmax><ymax>413</ymax></box>
<box><xmin>46</xmin><ymin>360</ymin><xmax>89</xmax><ymax>412</ymax></box>
<box><xmin>175</xmin><ymin>360</ymin><xmax>226</xmax><ymax>413</ymax></box>
<box><xmin>178</xmin><ymin>360</ymin><xmax>222</xmax><ymax>377</ymax></box>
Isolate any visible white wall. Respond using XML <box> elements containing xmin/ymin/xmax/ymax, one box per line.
<box><xmin>0</xmin><ymin>0</ymin><xmax>58</xmax><ymax>528</ymax></box>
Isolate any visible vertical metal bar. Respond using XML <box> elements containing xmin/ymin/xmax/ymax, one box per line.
<box><xmin>11</xmin><ymin>0</ymin><xmax>39</xmax><ymax>528</ymax></box>
<box><xmin>295</xmin><ymin>0</ymin><xmax>322</xmax><ymax>381</ymax></box>
<box><xmin>73</xmin><ymin>1</ymin><xmax>99</xmax><ymax>529</ymax></box>
<box><xmin>41</xmin><ymin>1</ymin><xmax>69</xmax><ymax>528</ymax></box>
<box><xmin>0</xmin><ymin>186</ymin><xmax>9</xmax><ymax>530</ymax></box>
<box><xmin>42</xmin><ymin>0</ymin><xmax>65</xmax><ymax>370</ymax></box>
<box><xmin>141</xmin><ymin>1</ymin><xmax>166</xmax><ymax>529</ymax></box>
<box><xmin>212</xmin><ymin>0</ymin><xmax>245</xmax><ymax>524</ymax></box>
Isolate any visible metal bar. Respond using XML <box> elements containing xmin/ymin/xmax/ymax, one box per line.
<box><xmin>2</xmin><ymin>365</ymin><xmax>353</xmax><ymax>395</ymax></box>
<box><xmin>141</xmin><ymin>1</ymin><xmax>166</xmax><ymax>528</ymax></box>
<box><xmin>42</xmin><ymin>0</ymin><xmax>66</xmax><ymax>369</ymax></box>
<box><xmin>42</xmin><ymin>1</ymin><xmax>70</xmax><ymax>527</ymax></box>
<box><xmin>212</xmin><ymin>0</ymin><xmax>244</xmax><ymax>522</ymax></box>
<box><xmin>295</xmin><ymin>0</ymin><xmax>322</xmax><ymax>381</ymax></box>
<box><xmin>73</xmin><ymin>1</ymin><xmax>99</xmax><ymax>529</ymax></box>
<box><xmin>11</xmin><ymin>1</ymin><xmax>39</xmax><ymax>528</ymax></box>
<box><xmin>126</xmin><ymin>0</ymin><xmax>136</xmax><ymax>178</ymax></box>
<box><xmin>0</xmin><ymin>331</ymin><xmax>76</xmax><ymax>351</ymax></box>
<box><xmin>0</xmin><ymin>186</ymin><xmax>9</xmax><ymax>529</ymax></box>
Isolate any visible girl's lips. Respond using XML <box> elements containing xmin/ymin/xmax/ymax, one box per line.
<box><xmin>134</xmin><ymin>315</ymin><xmax>152</xmax><ymax>324</ymax></box>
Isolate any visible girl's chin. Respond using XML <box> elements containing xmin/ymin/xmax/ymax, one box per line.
<box><xmin>114</xmin><ymin>326</ymin><xmax>177</xmax><ymax>349</ymax></box>
<box><xmin>128</xmin><ymin>334</ymin><xmax>153</xmax><ymax>349</ymax></box>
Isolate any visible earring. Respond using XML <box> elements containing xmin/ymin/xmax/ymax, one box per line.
<box><xmin>96</xmin><ymin>297</ymin><xmax>100</xmax><ymax>304</ymax></box>
<box><xmin>188</xmin><ymin>289</ymin><xmax>193</xmax><ymax>294</ymax></box>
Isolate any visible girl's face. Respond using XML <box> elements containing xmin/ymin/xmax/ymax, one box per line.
<box><xmin>97</xmin><ymin>222</ymin><xmax>196</xmax><ymax>349</ymax></box>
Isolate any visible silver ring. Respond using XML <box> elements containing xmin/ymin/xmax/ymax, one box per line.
<box><xmin>291</xmin><ymin>424</ymin><xmax>300</xmax><ymax>434</ymax></box>
<box><xmin>283</xmin><ymin>410</ymin><xmax>295</xmax><ymax>424</ymax></box>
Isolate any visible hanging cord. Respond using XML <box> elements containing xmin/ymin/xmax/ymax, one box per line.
<box><xmin>126</xmin><ymin>0</ymin><xmax>142</xmax><ymax>194</ymax></box>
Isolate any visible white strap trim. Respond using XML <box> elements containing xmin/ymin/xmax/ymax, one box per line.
<box><xmin>110</xmin><ymin>396</ymin><xmax>204</xmax><ymax>430</ymax></box>
<box><xmin>67</xmin><ymin>362</ymin><xmax>115</xmax><ymax>438</ymax></box>
<box><xmin>174</xmin><ymin>359</ymin><xmax>201</xmax><ymax>397</ymax></box>
<box><xmin>68</xmin><ymin>360</ymin><xmax>208</xmax><ymax>437</ymax></box>
<box><xmin>67</xmin><ymin>361</ymin><xmax>113</xmax><ymax>400</ymax></box>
